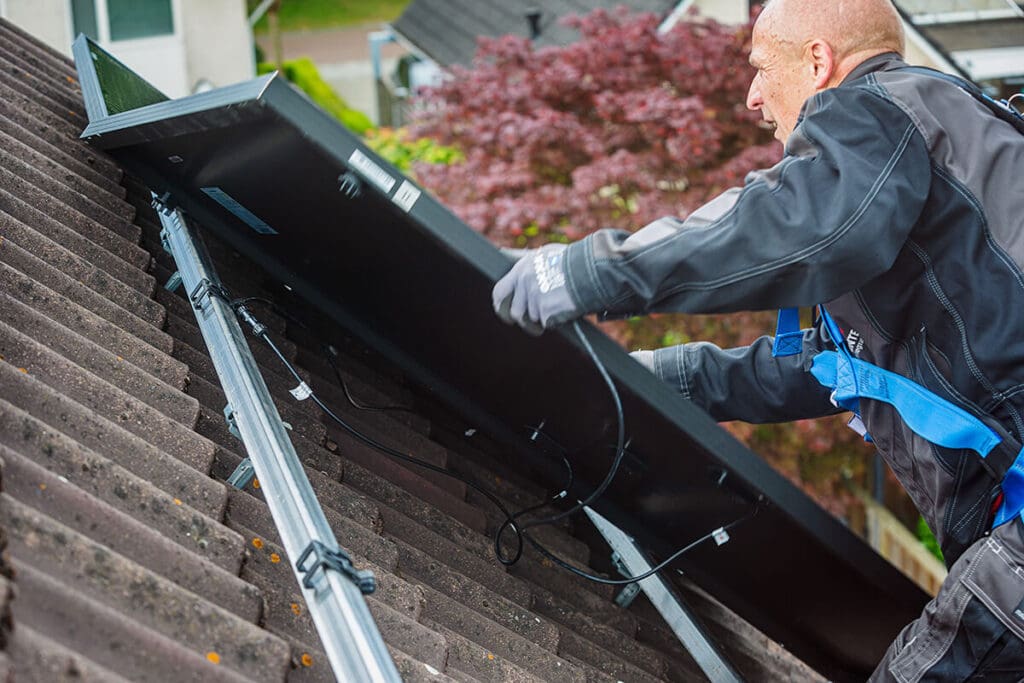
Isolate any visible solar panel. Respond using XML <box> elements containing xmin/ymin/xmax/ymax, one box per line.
<box><xmin>73</xmin><ymin>36</ymin><xmax>930</xmax><ymax>681</ymax></box>
<box><xmin>72</xmin><ymin>35</ymin><xmax>169</xmax><ymax>120</ymax></box>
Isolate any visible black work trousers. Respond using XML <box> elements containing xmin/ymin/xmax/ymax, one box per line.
<box><xmin>871</xmin><ymin>517</ymin><xmax>1024</xmax><ymax>681</ymax></box>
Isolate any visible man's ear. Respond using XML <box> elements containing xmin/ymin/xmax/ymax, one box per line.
<box><xmin>807</xmin><ymin>40</ymin><xmax>836</xmax><ymax>90</ymax></box>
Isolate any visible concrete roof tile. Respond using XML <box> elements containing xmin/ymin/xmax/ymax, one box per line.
<box><xmin>0</xmin><ymin>261</ymin><xmax>180</xmax><ymax>381</ymax></box>
<box><xmin>0</xmin><ymin>363</ymin><xmax>223</xmax><ymax>515</ymax></box>
<box><xmin>0</xmin><ymin>216</ymin><xmax>165</xmax><ymax>329</ymax></box>
<box><xmin>11</xmin><ymin>562</ymin><xmax>261</xmax><ymax>682</ymax></box>
<box><xmin>3</xmin><ymin>454</ymin><xmax>260</xmax><ymax>621</ymax></box>
<box><xmin>0</xmin><ymin>294</ymin><xmax>195</xmax><ymax>424</ymax></box>
<box><xmin>8</xmin><ymin>624</ymin><xmax>135</xmax><ymax>683</ymax></box>
<box><xmin>0</xmin><ymin>188</ymin><xmax>152</xmax><ymax>293</ymax></box>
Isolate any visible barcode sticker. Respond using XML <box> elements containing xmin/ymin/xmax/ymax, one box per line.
<box><xmin>348</xmin><ymin>150</ymin><xmax>396</xmax><ymax>194</ymax></box>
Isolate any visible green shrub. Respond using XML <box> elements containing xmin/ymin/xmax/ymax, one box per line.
<box><xmin>916</xmin><ymin>516</ymin><xmax>944</xmax><ymax>563</ymax></box>
<box><xmin>364</xmin><ymin>127</ymin><xmax>463</xmax><ymax>174</ymax></box>
<box><xmin>258</xmin><ymin>58</ymin><xmax>373</xmax><ymax>134</ymax></box>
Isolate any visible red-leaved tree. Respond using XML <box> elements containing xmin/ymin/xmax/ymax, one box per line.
<box><xmin>408</xmin><ymin>8</ymin><xmax>879</xmax><ymax>519</ymax></box>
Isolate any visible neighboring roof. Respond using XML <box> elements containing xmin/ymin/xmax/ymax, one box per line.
<box><xmin>392</xmin><ymin>0</ymin><xmax>679</xmax><ymax>66</ymax></box>
<box><xmin>899</xmin><ymin>0</ymin><xmax>1020</xmax><ymax>23</ymax></box>
<box><xmin>896</xmin><ymin>1</ymin><xmax>1024</xmax><ymax>82</ymax></box>
<box><xmin>0</xmin><ymin>14</ymin><xmax>829</xmax><ymax>682</ymax></box>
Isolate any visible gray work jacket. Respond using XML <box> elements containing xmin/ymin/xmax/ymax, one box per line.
<box><xmin>560</xmin><ymin>54</ymin><xmax>1024</xmax><ymax>564</ymax></box>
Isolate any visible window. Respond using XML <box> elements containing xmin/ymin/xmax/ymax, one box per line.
<box><xmin>71</xmin><ymin>0</ymin><xmax>174</xmax><ymax>42</ymax></box>
<box><xmin>108</xmin><ymin>0</ymin><xmax>173</xmax><ymax>40</ymax></box>
<box><xmin>70</xmin><ymin>0</ymin><xmax>99</xmax><ymax>40</ymax></box>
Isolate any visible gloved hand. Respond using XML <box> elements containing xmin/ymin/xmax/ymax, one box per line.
<box><xmin>492</xmin><ymin>244</ymin><xmax>582</xmax><ymax>334</ymax></box>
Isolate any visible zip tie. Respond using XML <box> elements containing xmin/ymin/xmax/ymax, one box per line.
<box><xmin>712</xmin><ymin>527</ymin><xmax>730</xmax><ymax>546</ymax></box>
<box><xmin>290</xmin><ymin>381</ymin><xmax>313</xmax><ymax>401</ymax></box>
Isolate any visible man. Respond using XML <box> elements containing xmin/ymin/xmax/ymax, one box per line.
<box><xmin>491</xmin><ymin>0</ymin><xmax>1024</xmax><ymax>679</ymax></box>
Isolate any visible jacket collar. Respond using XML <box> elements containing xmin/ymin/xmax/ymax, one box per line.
<box><xmin>842</xmin><ymin>52</ymin><xmax>906</xmax><ymax>84</ymax></box>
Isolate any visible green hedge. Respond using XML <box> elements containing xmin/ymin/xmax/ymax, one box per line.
<box><xmin>258</xmin><ymin>58</ymin><xmax>373</xmax><ymax>134</ymax></box>
<box><xmin>364</xmin><ymin>128</ymin><xmax>463</xmax><ymax>173</ymax></box>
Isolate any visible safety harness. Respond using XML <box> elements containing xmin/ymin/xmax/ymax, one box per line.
<box><xmin>772</xmin><ymin>68</ymin><xmax>1024</xmax><ymax>531</ymax></box>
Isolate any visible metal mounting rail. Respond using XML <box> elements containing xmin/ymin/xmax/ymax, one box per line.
<box><xmin>155</xmin><ymin>197</ymin><xmax>400</xmax><ymax>682</ymax></box>
<box><xmin>585</xmin><ymin>506</ymin><xmax>744</xmax><ymax>683</ymax></box>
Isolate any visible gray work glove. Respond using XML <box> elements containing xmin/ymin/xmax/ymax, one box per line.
<box><xmin>492</xmin><ymin>244</ymin><xmax>582</xmax><ymax>335</ymax></box>
<box><xmin>630</xmin><ymin>349</ymin><xmax>655</xmax><ymax>372</ymax></box>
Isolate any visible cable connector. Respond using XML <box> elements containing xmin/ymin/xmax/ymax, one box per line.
<box><xmin>235</xmin><ymin>304</ymin><xmax>268</xmax><ymax>337</ymax></box>
<box><xmin>296</xmin><ymin>540</ymin><xmax>376</xmax><ymax>594</ymax></box>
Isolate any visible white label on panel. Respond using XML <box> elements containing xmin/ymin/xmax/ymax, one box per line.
<box><xmin>348</xmin><ymin>149</ymin><xmax>396</xmax><ymax>194</ymax></box>
<box><xmin>393</xmin><ymin>180</ymin><xmax>422</xmax><ymax>213</ymax></box>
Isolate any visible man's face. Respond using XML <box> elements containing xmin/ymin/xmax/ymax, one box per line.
<box><xmin>745</xmin><ymin>21</ymin><xmax>816</xmax><ymax>144</ymax></box>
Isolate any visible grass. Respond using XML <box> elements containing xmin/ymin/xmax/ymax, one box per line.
<box><xmin>250</xmin><ymin>0</ymin><xmax>412</xmax><ymax>32</ymax></box>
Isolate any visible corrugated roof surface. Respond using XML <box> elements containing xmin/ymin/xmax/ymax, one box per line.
<box><xmin>392</xmin><ymin>0</ymin><xmax>679</xmax><ymax>66</ymax></box>
<box><xmin>0</xmin><ymin>16</ymin><xmax>827</xmax><ymax>682</ymax></box>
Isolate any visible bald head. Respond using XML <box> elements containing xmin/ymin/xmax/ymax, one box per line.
<box><xmin>758</xmin><ymin>0</ymin><xmax>905</xmax><ymax>71</ymax></box>
<box><xmin>745</xmin><ymin>0</ymin><xmax>905</xmax><ymax>143</ymax></box>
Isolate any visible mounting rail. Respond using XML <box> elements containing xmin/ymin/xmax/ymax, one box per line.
<box><xmin>156</xmin><ymin>197</ymin><xmax>400</xmax><ymax>682</ymax></box>
<box><xmin>585</xmin><ymin>506</ymin><xmax>744</xmax><ymax>683</ymax></box>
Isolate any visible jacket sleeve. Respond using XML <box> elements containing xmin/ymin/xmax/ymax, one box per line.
<box><xmin>652</xmin><ymin>324</ymin><xmax>844</xmax><ymax>423</ymax></box>
<box><xmin>562</xmin><ymin>84</ymin><xmax>932</xmax><ymax>316</ymax></box>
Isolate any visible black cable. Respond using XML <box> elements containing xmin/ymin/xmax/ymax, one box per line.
<box><xmin>238</xmin><ymin>305</ymin><xmax>760</xmax><ymax>584</ymax></box>
<box><xmin>323</xmin><ymin>346</ymin><xmax>416</xmax><ymax>414</ymax></box>
<box><xmin>516</xmin><ymin>322</ymin><xmax>626</xmax><ymax>531</ymax></box>
<box><xmin>235</xmin><ymin>297</ymin><xmax>414</xmax><ymax>413</ymax></box>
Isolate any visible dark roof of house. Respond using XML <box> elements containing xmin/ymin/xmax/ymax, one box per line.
<box><xmin>392</xmin><ymin>0</ymin><xmax>680</xmax><ymax>66</ymax></box>
<box><xmin>0</xmin><ymin>15</ymin><xmax>828</xmax><ymax>682</ymax></box>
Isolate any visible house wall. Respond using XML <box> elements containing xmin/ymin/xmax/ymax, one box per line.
<box><xmin>902</xmin><ymin>20</ymin><xmax>960</xmax><ymax>73</ymax></box>
<box><xmin>181</xmin><ymin>0</ymin><xmax>254</xmax><ymax>90</ymax></box>
<box><xmin>4</xmin><ymin>0</ymin><xmax>71</xmax><ymax>51</ymax></box>
<box><xmin>1</xmin><ymin>0</ymin><xmax>254</xmax><ymax>96</ymax></box>
<box><xmin>691</xmin><ymin>0</ymin><xmax>750</xmax><ymax>24</ymax></box>
<box><xmin>661</xmin><ymin>0</ymin><xmax>750</xmax><ymax>28</ymax></box>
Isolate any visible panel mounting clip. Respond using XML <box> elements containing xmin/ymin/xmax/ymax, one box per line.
<box><xmin>190</xmin><ymin>278</ymin><xmax>231</xmax><ymax>312</ymax></box>
<box><xmin>611</xmin><ymin>551</ymin><xmax>642</xmax><ymax>607</ymax></box>
<box><xmin>227</xmin><ymin>458</ymin><xmax>256</xmax><ymax>489</ymax></box>
<box><xmin>164</xmin><ymin>271</ymin><xmax>183</xmax><ymax>293</ymax></box>
<box><xmin>223</xmin><ymin>403</ymin><xmax>242</xmax><ymax>441</ymax></box>
<box><xmin>297</xmin><ymin>540</ymin><xmax>376</xmax><ymax>595</ymax></box>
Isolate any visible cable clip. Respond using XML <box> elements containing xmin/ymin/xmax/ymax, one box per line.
<box><xmin>296</xmin><ymin>540</ymin><xmax>375</xmax><ymax>594</ymax></box>
<box><xmin>290</xmin><ymin>381</ymin><xmax>313</xmax><ymax>401</ymax></box>
<box><xmin>712</xmin><ymin>527</ymin><xmax>730</xmax><ymax>546</ymax></box>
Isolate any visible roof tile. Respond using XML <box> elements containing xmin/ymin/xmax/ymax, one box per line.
<box><xmin>10</xmin><ymin>562</ymin><xmax>259</xmax><ymax>682</ymax></box>
<box><xmin>3</xmin><ymin>454</ymin><xmax>260</xmax><ymax>621</ymax></box>
<box><xmin>0</xmin><ymin>260</ymin><xmax>179</xmax><ymax>380</ymax></box>
<box><xmin>0</xmin><ymin>362</ymin><xmax>222</xmax><ymax>515</ymax></box>
<box><xmin>0</xmin><ymin>293</ymin><xmax>194</xmax><ymax>423</ymax></box>
<box><xmin>0</xmin><ymin>217</ymin><xmax>166</xmax><ymax>330</ymax></box>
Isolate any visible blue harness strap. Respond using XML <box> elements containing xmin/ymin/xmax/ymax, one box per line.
<box><xmin>809</xmin><ymin>351</ymin><xmax>1001</xmax><ymax>456</ymax></box>
<box><xmin>772</xmin><ymin>308</ymin><xmax>804</xmax><ymax>357</ymax></box>
<box><xmin>771</xmin><ymin>305</ymin><xmax>1024</xmax><ymax>527</ymax></box>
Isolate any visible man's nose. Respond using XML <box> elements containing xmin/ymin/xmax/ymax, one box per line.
<box><xmin>746</xmin><ymin>77</ymin><xmax>763</xmax><ymax>111</ymax></box>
